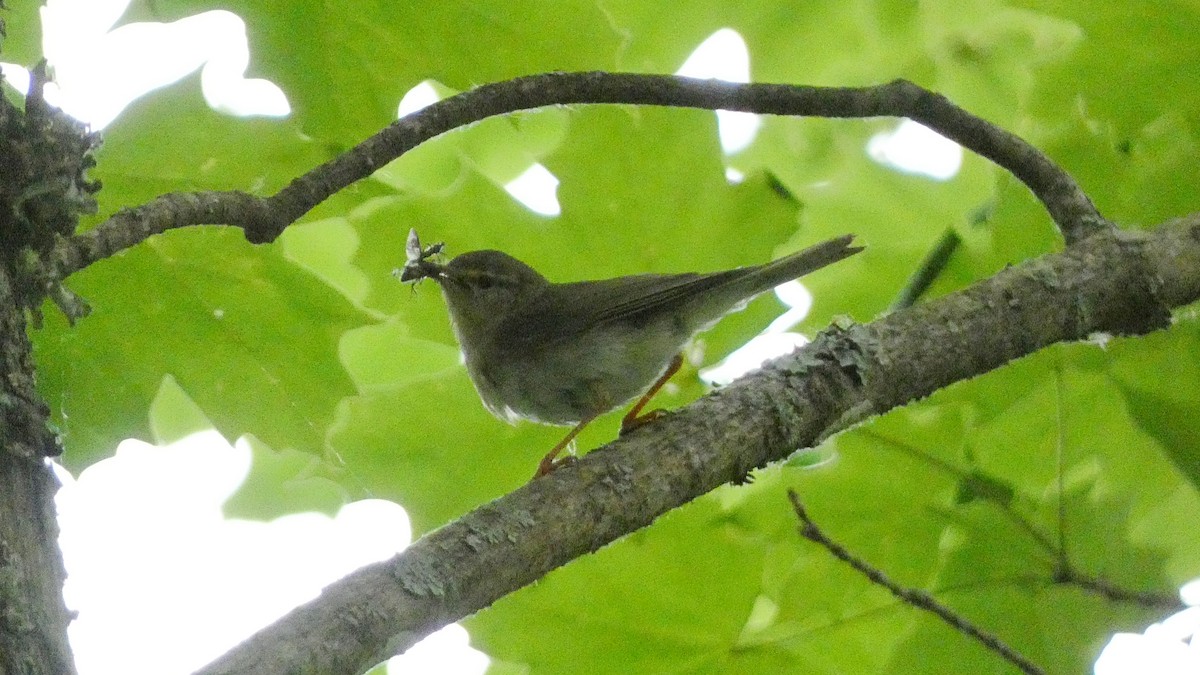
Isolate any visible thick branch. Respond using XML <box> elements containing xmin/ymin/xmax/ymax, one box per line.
<box><xmin>199</xmin><ymin>214</ymin><xmax>1197</xmax><ymax>674</ymax></box>
<box><xmin>0</xmin><ymin>268</ymin><xmax>75</xmax><ymax>674</ymax></box>
<box><xmin>53</xmin><ymin>73</ymin><xmax>1101</xmax><ymax>282</ymax></box>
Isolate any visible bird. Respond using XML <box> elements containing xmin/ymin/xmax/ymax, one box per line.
<box><xmin>400</xmin><ymin>230</ymin><xmax>862</xmax><ymax>477</ymax></box>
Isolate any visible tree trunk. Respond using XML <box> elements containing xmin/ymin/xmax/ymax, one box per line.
<box><xmin>0</xmin><ymin>269</ymin><xmax>75</xmax><ymax>675</ymax></box>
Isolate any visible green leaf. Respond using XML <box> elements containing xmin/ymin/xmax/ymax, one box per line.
<box><xmin>81</xmin><ymin>74</ymin><xmax>326</xmax><ymax>208</ymax></box>
<box><xmin>148</xmin><ymin>375</ymin><xmax>352</xmax><ymax>519</ymax></box>
<box><xmin>954</xmin><ymin>470</ymin><xmax>1016</xmax><ymax>507</ymax></box>
<box><xmin>34</xmin><ymin>227</ymin><xmax>363</xmax><ymax>469</ymax></box>
<box><xmin>468</xmin><ymin>498</ymin><xmax>766</xmax><ymax>673</ymax></box>
<box><xmin>148</xmin><ymin>374</ymin><xmax>214</xmax><ymax>445</ymax></box>
<box><xmin>221</xmin><ymin>434</ymin><xmax>351</xmax><ymax>520</ymax></box>
<box><xmin>1019</xmin><ymin>0</ymin><xmax>1200</xmax><ymax>137</ymax></box>
<box><xmin>1</xmin><ymin>0</ymin><xmax>46</xmax><ymax>65</ymax></box>
<box><xmin>1110</xmin><ymin>319</ymin><xmax>1200</xmax><ymax>491</ymax></box>
<box><xmin>329</xmin><ymin>370</ymin><xmax>553</xmax><ymax>534</ymax></box>
<box><xmin>123</xmin><ymin>0</ymin><xmax>623</xmax><ymax>145</ymax></box>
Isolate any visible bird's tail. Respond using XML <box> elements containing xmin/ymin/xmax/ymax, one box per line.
<box><xmin>739</xmin><ymin>234</ymin><xmax>863</xmax><ymax>296</ymax></box>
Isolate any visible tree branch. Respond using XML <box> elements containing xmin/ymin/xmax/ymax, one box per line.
<box><xmin>52</xmin><ymin>72</ymin><xmax>1104</xmax><ymax>283</ymax></box>
<box><xmin>786</xmin><ymin>490</ymin><xmax>1045</xmax><ymax>675</ymax></box>
<box><xmin>890</xmin><ymin>227</ymin><xmax>962</xmax><ymax>310</ymax></box>
<box><xmin>1055</xmin><ymin>565</ymin><xmax>1183</xmax><ymax>610</ymax></box>
<box><xmin>198</xmin><ymin>212</ymin><xmax>1199</xmax><ymax>674</ymax></box>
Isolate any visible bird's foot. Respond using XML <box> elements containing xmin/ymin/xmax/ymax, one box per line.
<box><xmin>619</xmin><ymin>408</ymin><xmax>667</xmax><ymax>435</ymax></box>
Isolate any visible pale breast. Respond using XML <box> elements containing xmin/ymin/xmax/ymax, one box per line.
<box><xmin>471</xmin><ymin>318</ymin><xmax>687</xmax><ymax>426</ymax></box>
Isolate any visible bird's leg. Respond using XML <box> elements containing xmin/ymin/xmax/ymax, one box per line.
<box><xmin>620</xmin><ymin>353</ymin><xmax>683</xmax><ymax>435</ymax></box>
<box><xmin>534</xmin><ymin>355</ymin><xmax>682</xmax><ymax>478</ymax></box>
<box><xmin>534</xmin><ymin>413</ymin><xmax>599</xmax><ymax>478</ymax></box>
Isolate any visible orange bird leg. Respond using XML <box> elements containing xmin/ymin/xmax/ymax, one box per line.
<box><xmin>534</xmin><ymin>412</ymin><xmax>599</xmax><ymax>478</ymax></box>
<box><xmin>620</xmin><ymin>353</ymin><xmax>683</xmax><ymax>435</ymax></box>
<box><xmin>534</xmin><ymin>354</ymin><xmax>683</xmax><ymax>479</ymax></box>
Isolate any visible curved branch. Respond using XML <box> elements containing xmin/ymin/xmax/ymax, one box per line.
<box><xmin>197</xmin><ymin>213</ymin><xmax>1197</xmax><ymax>675</ymax></box>
<box><xmin>53</xmin><ymin>72</ymin><xmax>1104</xmax><ymax>281</ymax></box>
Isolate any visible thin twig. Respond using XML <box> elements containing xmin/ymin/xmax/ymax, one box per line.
<box><xmin>1054</xmin><ymin>565</ymin><xmax>1182</xmax><ymax>610</ymax></box>
<box><xmin>1045</xmin><ymin>368</ymin><xmax>1180</xmax><ymax>612</ymax></box>
<box><xmin>786</xmin><ymin>490</ymin><xmax>1046</xmax><ymax>675</ymax></box>
<box><xmin>890</xmin><ymin>227</ymin><xmax>962</xmax><ymax>310</ymax></box>
<box><xmin>1054</xmin><ymin>364</ymin><xmax>1069</xmax><ymax>569</ymax></box>
<box><xmin>51</xmin><ymin>73</ymin><xmax>1107</xmax><ymax>282</ymax></box>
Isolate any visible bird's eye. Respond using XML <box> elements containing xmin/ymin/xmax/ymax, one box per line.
<box><xmin>473</xmin><ymin>273</ymin><xmax>496</xmax><ymax>290</ymax></box>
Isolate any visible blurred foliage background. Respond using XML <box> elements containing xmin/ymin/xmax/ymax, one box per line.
<box><xmin>9</xmin><ymin>0</ymin><xmax>1200</xmax><ymax>672</ymax></box>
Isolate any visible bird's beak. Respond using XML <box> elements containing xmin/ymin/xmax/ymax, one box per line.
<box><xmin>399</xmin><ymin>259</ymin><xmax>447</xmax><ymax>283</ymax></box>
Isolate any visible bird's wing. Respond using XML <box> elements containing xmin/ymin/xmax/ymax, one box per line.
<box><xmin>494</xmin><ymin>235</ymin><xmax>862</xmax><ymax>352</ymax></box>
<box><xmin>498</xmin><ymin>271</ymin><xmax>744</xmax><ymax>350</ymax></box>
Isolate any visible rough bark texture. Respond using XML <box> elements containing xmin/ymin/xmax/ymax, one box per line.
<box><xmin>0</xmin><ymin>270</ymin><xmax>75</xmax><ymax>675</ymax></box>
<box><xmin>0</xmin><ymin>63</ymin><xmax>97</xmax><ymax>675</ymax></box>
